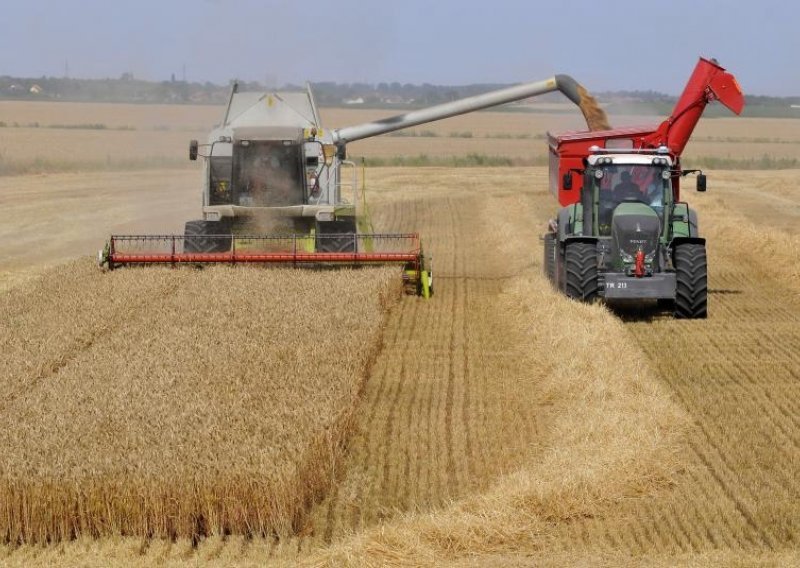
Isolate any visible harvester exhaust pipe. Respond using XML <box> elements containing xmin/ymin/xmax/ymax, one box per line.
<box><xmin>331</xmin><ymin>75</ymin><xmax>609</xmax><ymax>145</ymax></box>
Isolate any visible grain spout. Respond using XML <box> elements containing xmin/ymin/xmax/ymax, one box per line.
<box><xmin>577</xmin><ymin>85</ymin><xmax>611</xmax><ymax>131</ymax></box>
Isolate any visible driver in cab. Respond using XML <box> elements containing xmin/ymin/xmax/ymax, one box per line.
<box><xmin>613</xmin><ymin>171</ymin><xmax>642</xmax><ymax>201</ymax></box>
<box><xmin>246</xmin><ymin>151</ymin><xmax>298</xmax><ymax>206</ymax></box>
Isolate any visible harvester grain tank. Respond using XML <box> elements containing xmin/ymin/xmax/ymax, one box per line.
<box><xmin>543</xmin><ymin>57</ymin><xmax>745</xmax><ymax>317</ymax></box>
<box><xmin>100</xmin><ymin>75</ymin><xmax>603</xmax><ymax>295</ymax></box>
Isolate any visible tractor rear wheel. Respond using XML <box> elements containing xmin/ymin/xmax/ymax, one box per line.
<box><xmin>184</xmin><ymin>220</ymin><xmax>232</xmax><ymax>253</ymax></box>
<box><xmin>673</xmin><ymin>243</ymin><xmax>708</xmax><ymax>319</ymax></box>
<box><xmin>543</xmin><ymin>233</ymin><xmax>557</xmax><ymax>285</ymax></box>
<box><xmin>564</xmin><ymin>242</ymin><xmax>598</xmax><ymax>302</ymax></box>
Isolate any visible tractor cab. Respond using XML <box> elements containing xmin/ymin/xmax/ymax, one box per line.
<box><xmin>583</xmin><ymin>151</ymin><xmax>674</xmax><ymax>237</ymax></box>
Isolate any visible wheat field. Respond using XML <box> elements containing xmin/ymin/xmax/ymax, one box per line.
<box><xmin>2</xmin><ymin>100</ymin><xmax>799</xmax><ymax>174</ymax></box>
<box><xmin>0</xmin><ymin>261</ymin><xmax>399</xmax><ymax>543</ymax></box>
<box><xmin>2</xmin><ymin>166</ymin><xmax>799</xmax><ymax>565</ymax></box>
<box><xmin>1</xmin><ymin>98</ymin><xmax>799</xmax><ymax>564</ymax></box>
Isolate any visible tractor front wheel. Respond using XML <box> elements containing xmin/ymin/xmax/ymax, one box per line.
<box><xmin>673</xmin><ymin>243</ymin><xmax>708</xmax><ymax>319</ymax></box>
<box><xmin>563</xmin><ymin>242</ymin><xmax>598</xmax><ymax>302</ymax></box>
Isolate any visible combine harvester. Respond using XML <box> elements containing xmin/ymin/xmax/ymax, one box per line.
<box><xmin>99</xmin><ymin>75</ymin><xmax>607</xmax><ymax>297</ymax></box>
<box><xmin>543</xmin><ymin>57</ymin><xmax>744</xmax><ymax>317</ymax></box>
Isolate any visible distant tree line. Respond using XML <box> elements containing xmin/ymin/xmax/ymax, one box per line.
<box><xmin>1</xmin><ymin>75</ymin><xmax>798</xmax><ymax>117</ymax></box>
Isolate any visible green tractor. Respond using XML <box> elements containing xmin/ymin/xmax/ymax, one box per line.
<box><xmin>544</xmin><ymin>149</ymin><xmax>707</xmax><ymax>317</ymax></box>
<box><xmin>543</xmin><ymin>57</ymin><xmax>745</xmax><ymax>318</ymax></box>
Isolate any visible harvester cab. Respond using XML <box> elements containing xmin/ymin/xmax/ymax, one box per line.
<box><xmin>187</xmin><ymin>84</ymin><xmax>362</xmax><ymax>253</ymax></box>
<box><xmin>544</xmin><ymin>57</ymin><xmax>744</xmax><ymax>318</ymax></box>
<box><xmin>100</xmin><ymin>74</ymin><xmax>611</xmax><ymax>297</ymax></box>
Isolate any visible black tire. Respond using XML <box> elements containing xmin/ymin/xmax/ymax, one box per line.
<box><xmin>316</xmin><ymin>220</ymin><xmax>357</xmax><ymax>253</ymax></box>
<box><xmin>543</xmin><ymin>233</ymin><xmax>557</xmax><ymax>285</ymax></box>
<box><xmin>564</xmin><ymin>242</ymin><xmax>598</xmax><ymax>302</ymax></box>
<box><xmin>184</xmin><ymin>220</ymin><xmax>232</xmax><ymax>253</ymax></box>
<box><xmin>673</xmin><ymin>243</ymin><xmax>708</xmax><ymax>319</ymax></box>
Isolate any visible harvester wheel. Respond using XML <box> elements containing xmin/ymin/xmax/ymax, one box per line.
<box><xmin>673</xmin><ymin>243</ymin><xmax>708</xmax><ymax>319</ymax></box>
<box><xmin>316</xmin><ymin>221</ymin><xmax>357</xmax><ymax>253</ymax></box>
<box><xmin>543</xmin><ymin>233</ymin><xmax>557</xmax><ymax>285</ymax></box>
<box><xmin>564</xmin><ymin>242</ymin><xmax>598</xmax><ymax>302</ymax></box>
<box><xmin>184</xmin><ymin>220</ymin><xmax>232</xmax><ymax>253</ymax></box>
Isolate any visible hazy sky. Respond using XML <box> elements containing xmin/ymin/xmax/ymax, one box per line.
<box><xmin>2</xmin><ymin>0</ymin><xmax>798</xmax><ymax>95</ymax></box>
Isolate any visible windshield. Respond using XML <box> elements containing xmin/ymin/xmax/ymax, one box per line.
<box><xmin>208</xmin><ymin>156</ymin><xmax>232</xmax><ymax>205</ymax></box>
<box><xmin>232</xmin><ymin>141</ymin><xmax>304</xmax><ymax>207</ymax></box>
<box><xmin>595</xmin><ymin>164</ymin><xmax>668</xmax><ymax>235</ymax></box>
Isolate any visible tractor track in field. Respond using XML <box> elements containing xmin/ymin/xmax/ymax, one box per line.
<box><xmin>306</xmin><ymin>178</ymin><xmax>552</xmax><ymax>544</ymax></box>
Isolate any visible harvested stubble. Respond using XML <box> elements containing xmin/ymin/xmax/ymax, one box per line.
<box><xmin>0</xmin><ymin>259</ymin><xmax>399</xmax><ymax>544</ymax></box>
<box><xmin>304</xmin><ymin>179</ymin><xmax>688</xmax><ymax>565</ymax></box>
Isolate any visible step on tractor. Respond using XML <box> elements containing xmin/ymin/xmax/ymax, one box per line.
<box><xmin>543</xmin><ymin>57</ymin><xmax>744</xmax><ymax>318</ymax></box>
<box><xmin>100</xmin><ymin>74</ymin><xmax>606</xmax><ymax>296</ymax></box>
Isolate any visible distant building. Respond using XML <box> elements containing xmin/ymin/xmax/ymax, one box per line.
<box><xmin>791</xmin><ymin>104</ymin><xmax>800</xmax><ymax>109</ymax></box>
<box><xmin>343</xmin><ymin>97</ymin><xmax>364</xmax><ymax>105</ymax></box>
<box><xmin>381</xmin><ymin>95</ymin><xmax>408</xmax><ymax>105</ymax></box>
<box><xmin>29</xmin><ymin>84</ymin><xmax>43</xmax><ymax>94</ymax></box>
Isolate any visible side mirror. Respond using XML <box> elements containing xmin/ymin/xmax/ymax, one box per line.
<box><xmin>563</xmin><ymin>172</ymin><xmax>573</xmax><ymax>190</ymax></box>
<box><xmin>696</xmin><ymin>173</ymin><xmax>707</xmax><ymax>192</ymax></box>
<box><xmin>189</xmin><ymin>139</ymin><xmax>198</xmax><ymax>161</ymax></box>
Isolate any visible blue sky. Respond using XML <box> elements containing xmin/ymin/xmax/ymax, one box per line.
<box><xmin>1</xmin><ymin>0</ymin><xmax>797</xmax><ymax>95</ymax></box>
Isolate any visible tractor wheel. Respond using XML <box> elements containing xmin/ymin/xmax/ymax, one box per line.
<box><xmin>316</xmin><ymin>220</ymin><xmax>357</xmax><ymax>253</ymax></box>
<box><xmin>183</xmin><ymin>220</ymin><xmax>232</xmax><ymax>253</ymax></box>
<box><xmin>543</xmin><ymin>233</ymin><xmax>557</xmax><ymax>285</ymax></box>
<box><xmin>673</xmin><ymin>243</ymin><xmax>708</xmax><ymax>319</ymax></box>
<box><xmin>564</xmin><ymin>242</ymin><xmax>598</xmax><ymax>302</ymax></box>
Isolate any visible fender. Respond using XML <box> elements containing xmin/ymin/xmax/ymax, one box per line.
<box><xmin>670</xmin><ymin>236</ymin><xmax>706</xmax><ymax>248</ymax></box>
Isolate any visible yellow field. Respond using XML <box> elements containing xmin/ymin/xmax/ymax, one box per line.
<box><xmin>2</xmin><ymin>101</ymin><xmax>799</xmax><ymax>172</ymax></box>
<box><xmin>1</xmin><ymin>99</ymin><xmax>799</xmax><ymax>565</ymax></box>
<box><xmin>0</xmin><ymin>261</ymin><xmax>398</xmax><ymax>542</ymax></box>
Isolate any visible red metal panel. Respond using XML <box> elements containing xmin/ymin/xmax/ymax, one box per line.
<box><xmin>546</xmin><ymin>57</ymin><xmax>744</xmax><ymax>207</ymax></box>
<box><xmin>549</xmin><ymin>128</ymin><xmax>659</xmax><ymax>206</ymax></box>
